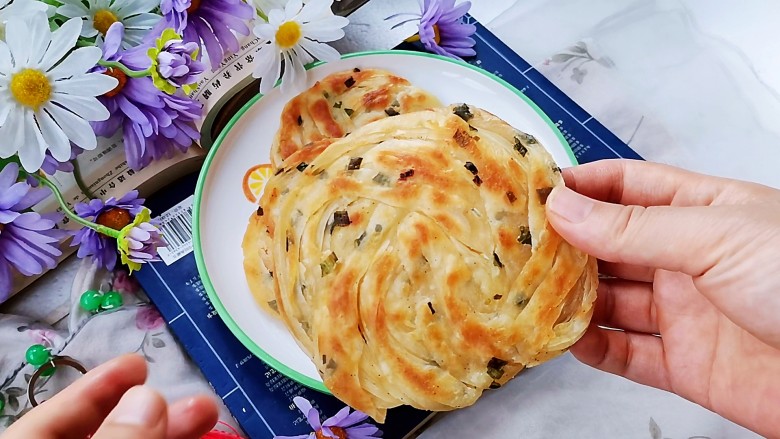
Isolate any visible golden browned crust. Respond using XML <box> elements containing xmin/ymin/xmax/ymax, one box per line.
<box><xmin>270</xmin><ymin>68</ymin><xmax>441</xmax><ymax>168</ymax></box>
<box><xmin>250</xmin><ymin>104</ymin><xmax>597</xmax><ymax>422</ymax></box>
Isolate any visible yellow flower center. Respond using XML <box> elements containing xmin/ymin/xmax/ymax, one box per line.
<box><xmin>276</xmin><ymin>21</ymin><xmax>302</xmax><ymax>49</ymax></box>
<box><xmin>93</xmin><ymin>9</ymin><xmax>119</xmax><ymax>36</ymax></box>
<box><xmin>433</xmin><ymin>24</ymin><xmax>441</xmax><ymax>44</ymax></box>
<box><xmin>0</xmin><ymin>223</ymin><xmax>5</xmax><ymax>234</ymax></box>
<box><xmin>10</xmin><ymin>69</ymin><xmax>51</xmax><ymax>110</ymax></box>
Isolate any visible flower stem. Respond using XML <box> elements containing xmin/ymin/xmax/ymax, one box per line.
<box><xmin>98</xmin><ymin>60</ymin><xmax>151</xmax><ymax>78</ymax></box>
<box><xmin>71</xmin><ymin>158</ymin><xmax>96</xmax><ymax>199</ymax></box>
<box><xmin>32</xmin><ymin>174</ymin><xmax>121</xmax><ymax>239</ymax></box>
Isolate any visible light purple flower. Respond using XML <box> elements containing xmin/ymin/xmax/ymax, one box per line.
<box><xmin>275</xmin><ymin>397</ymin><xmax>382</xmax><ymax>439</ymax></box>
<box><xmin>70</xmin><ymin>190</ymin><xmax>145</xmax><ymax>271</ymax></box>
<box><xmin>416</xmin><ymin>0</ymin><xmax>476</xmax><ymax>60</ymax></box>
<box><xmin>121</xmin><ymin>218</ymin><xmax>165</xmax><ymax>265</ymax></box>
<box><xmin>136</xmin><ymin>305</ymin><xmax>164</xmax><ymax>330</ymax></box>
<box><xmin>158</xmin><ymin>38</ymin><xmax>205</xmax><ymax>89</ymax></box>
<box><xmin>159</xmin><ymin>0</ymin><xmax>254</xmax><ymax>70</ymax></box>
<box><xmin>92</xmin><ymin>23</ymin><xmax>202</xmax><ymax>170</ymax></box>
<box><xmin>0</xmin><ymin>163</ymin><xmax>65</xmax><ymax>299</ymax></box>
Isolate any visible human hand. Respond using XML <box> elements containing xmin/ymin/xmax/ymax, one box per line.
<box><xmin>2</xmin><ymin>354</ymin><xmax>218</xmax><ymax>439</ymax></box>
<box><xmin>545</xmin><ymin>159</ymin><xmax>780</xmax><ymax>439</ymax></box>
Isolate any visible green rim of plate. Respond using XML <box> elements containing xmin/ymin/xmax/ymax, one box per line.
<box><xmin>193</xmin><ymin>49</ymin><xmax>579</xmax><ymax>395</ymax></box>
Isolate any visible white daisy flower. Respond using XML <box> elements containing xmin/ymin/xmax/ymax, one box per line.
<box><xmin>57</xmin><ymin>0</ymin><xmax>161</xmax><ymax>48</ymax></box>
<box><xmin>253</xmin><ymin>0</ymin><xmax>349</xmax><ymax>95</ymax></box>
<box><xmin>0</xmin><ymin>14</ymin><xmax>118</xmax><ymax>172</ymax></box>
<box><xmin>0</xmin><ymin>0</ymin><xmax>50</xmax><ymax>40</ymax></box>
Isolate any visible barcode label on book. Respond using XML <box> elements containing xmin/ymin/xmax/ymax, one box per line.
<box><xmin>156</xmin><ymin>195</ymin><xmax>195</xmax><ymax>265</ymax></box>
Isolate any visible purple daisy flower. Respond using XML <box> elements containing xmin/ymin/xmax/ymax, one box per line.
<box><xmin>393</xmin><ymin>0</ymin><xmax>476</xmax><ymax>60</ymax></box>
<box><xmin>0</xmin><ymin>163</ymin><xmax>64</xmax><ymax>299</ymax></box>
<box><xmin>92</xmin><ymin>23</ymin><xmax>202</xmax><ymax>170</ymax></box>
<box><xmin>159</xmin><ymin>0</ymin><xmax>254</xmax><ymax>70</ymax></box>
<box><xmin>157</xmin><ymin>38</ymin><xmax>205</xmax><ymax>89</ymax></box>
<box><xmin>275</xmin><ymin>397</ymin><xmax>382</xmax><ymax>439</ymax></box>
<box><xmin>70</xmin><ymin>190</ymin><xmax>145</xmax><ymax>271</ymax></box>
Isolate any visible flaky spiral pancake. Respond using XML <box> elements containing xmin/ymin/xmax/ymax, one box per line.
<box><xmin>249</xmin><ymin>104</ymin><xmax>597</xmax><ymax>421</ymax></box>
<box><xmin>270</xmin><ymin>68</ymin><xmax>441</xmax><ymax>168</ymax></box>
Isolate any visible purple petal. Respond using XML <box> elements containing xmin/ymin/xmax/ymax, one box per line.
<box><xmin>293</xmin><ymin>397</ymin><xmax>322</xmax><ymax>430</ymax></box>
<box><xmin>322</xmin><ymin>406</ymin><xmax>353</xmax><ymax>427</ymax></box>
<box><xmin>0</xmin><ymin>183</ymin><xmax>30</xmax><ymax>210</ymax></box>
<box><xmin>11</xmin><ymin>186</ymin><xmax>51</xmax><ymax>211</ymax></box>
<box><xmin>0</xmin><ymin>162</ymin><xmax>19</xmax><ymax>189</ymax></box>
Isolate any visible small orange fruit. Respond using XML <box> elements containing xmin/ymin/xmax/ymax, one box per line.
<box><xmin>242</xmin><ymin>164</ymin><xmax>274</xmax><ymax>204</ymax></box>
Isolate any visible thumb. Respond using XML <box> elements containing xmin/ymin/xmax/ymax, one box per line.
<box><xmin>92</xmin><ymin>386</ymin><xmax>168</xmax><ymax>439</ymax></box>
<box><xmin>545</xmin><ymin>186</ymin><xmax>736</xmax><ymax>277</ymax></box>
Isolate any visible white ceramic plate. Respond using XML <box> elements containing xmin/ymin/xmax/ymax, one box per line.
<box><xmin>194</xmin><ymin>51</ymin><xmax>577</xmax><ymax>393</ymax></box>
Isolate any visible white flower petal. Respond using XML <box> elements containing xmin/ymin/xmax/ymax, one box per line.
<box><xmin>80</xmin><ymin>19</ymin><xmax>99</xmax><ymax>38</ymax></box>
<box><xmin>299</xmin><ymin>38</ymin><xmax>341</xmax><ymax>63</ymax></box>
<box><xmin>0</xmin><ymin>0</ymin><xmax>12</xmax><ymax>9</ymax></box>
<box><xmin>280</xmin><ymin>50</ymin><xmax>306</xmax><ymax>95</ymax></box>
<box><xmin>18</xmin><ymin>109</ymin><xmax>46</xmax><ymax>172</ymax></box>
<box><xmin>45</xmin><ymin>103</ymin><xmax>98</xmax><ymax>151</ymax></box>
<box><xmin>39</xmin><ymin>18</ymin><xmax>82</xmax><ymax>71</ymax></box>
<box><xmin>254</xmin><ymin>22</ymin><xmax>275</xmax><ymax>41</ymax></box>
<box><xmin>268</xmin><ymin>9</ymin><xmax>285</xmax><ymax>27</ymax></box>
<box><xmin>257</xmin><ymin>45</ymin><xmax>282</xmax><ymax>95</ymax></box>
<box><xmin>56</xmin><ymin>0</ymin><xmax>90</xmax><ymax>18</ymax></box>
<box><xmin>50</xmin><ymin>93</ymin><xmax>110</xmax><ymax>121</ymax></box>
<box><xmin>37</xmin><ymin>109</ymin><xmax>71</xmax><ymax>162</ymax></box>
<box><xmin>5</xmin><ymin>15</ymin><xmax>34</xmax><ymax>67</ymax></box>
<box><xmin>0</xmin><ymin>92</ymin><xmax>11</xmax><ymax>126</ymax></box>
<box><xmin>0</xmin><ymin>42</ymin><xmax>11</xmax><ymax>73</ymax></box>
<box><xmin>122</xmin><ymin>12</ymin><xmax>161</xmax><ymax>29</ymax></box>
<box><xmin>54</xmin><ymin>72</ymin><xmax>116</xmax><ymax>96</ymax></box>
<box><xmin>300</xmin><ymin>17</ymin><xmax>348</xmax><ymax>42</ymax></box>
<box><xmin>296</xmin><ymin>0</ymin><xmax>333</xmax><ymax>22</ymax></box>
<box><xmin>47</xmin><ymin>46</ymin><xmax>102</xmax><ymax>80</ymax></box>
<box><xmin>0</xmin><ymin>103</ymin><xmax>20</xmax><ymax>157</ymax></box>
<box><xmin>114</xmin><ymin>0</ymin><xmax>158</xmax><ymax>17</ymax></box>
<box><xmin>284</xmin><ymin>0</ymin><xmax>303</xmax><ymax>20</ymax></box>
<box><xmin>123</xmin><ymin>29</ymin><xmax>148</xmax><ymax>47</ymax></box>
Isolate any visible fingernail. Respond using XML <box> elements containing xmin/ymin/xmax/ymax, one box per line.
<box><xmin>108</xmin><ymin>386</ymin><xmax>162</xmax><ymax>427</ymax></box>
<box><xmin>547</xmin><ymin>186</ymin><xmax>594</xmax><ymax>223</ymax></box>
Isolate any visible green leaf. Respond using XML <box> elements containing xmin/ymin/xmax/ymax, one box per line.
<box><xmin>569</xmin><ymin>43</ymin><xmax>587</xmax><ymax>54</ymax></box>
<box><xmin>1</xmin><ymin>415</ymin><xmax>14</xmax><ymax>427</ymax></box>
<box><xmin>16</xmin><ymin>325</ymin><xmax>28</xmax><ymax>332</ymax></box>
<box><xmin>23</xmin><ymin>374</ymin><xmax>32</xmax><ymax>383</ymax></box>
<box><xmin>152</xmin><ymin>338</ymin><xmax>166</xmax><ymax>348</ymax></box>
<box><xmin>4</xmin><ymin>387</ymin><xmax>24</xmax><ymax>397</ymax></box>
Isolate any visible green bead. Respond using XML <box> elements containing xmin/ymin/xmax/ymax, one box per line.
<box><xmin>40</xmin><ymin>366</ymin><xmax>56</xmax><ymax>377</ymax></box>
<box><xmin>80</xmin><ymin>289</ymin><xmax>104</xmax><ymax>312</ymax></box>
<box><xmin>100</xmin><ymin>291</ymin><xmax>123</xmax><ymax>310</ymax></box>
<box><xmin>26</xmin><ymin>344</ymin><xmax>51</xmax><ymax>367</ymax></box>
<box><xmin>0</xmin><ymin>393</ymin><xmax>5</xmax><ymax>413</ymax></box>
